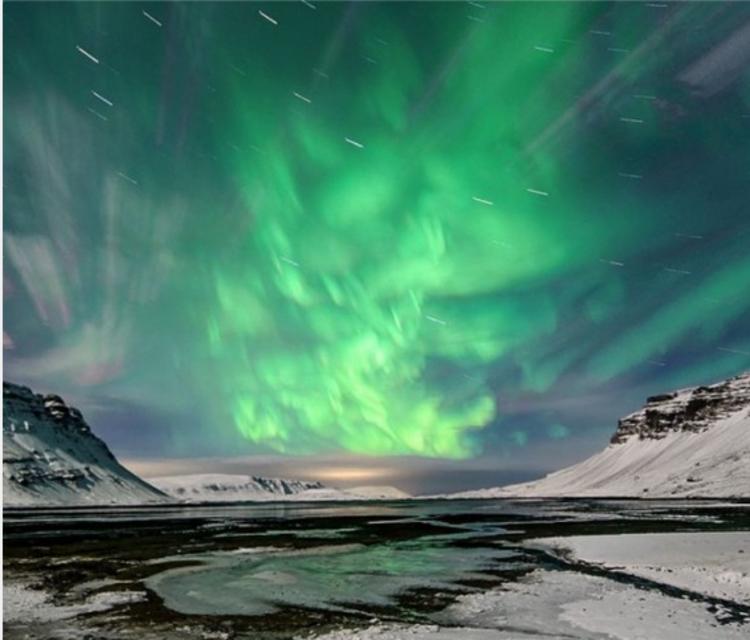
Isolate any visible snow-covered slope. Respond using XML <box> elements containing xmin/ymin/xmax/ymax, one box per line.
<box><xmin>151</xmin><ymin>474</ymin><xmax>411</xmax><ymax>502</ymax></box>
<box><xmin>3</xmin><ymin>382</ymin><xmax>167</xmax><ymax>507</ymax></box>
<box><xmin>458</xmin><ymin>372</ymin><xmax>750</xmax><ymax>499</ymax></box>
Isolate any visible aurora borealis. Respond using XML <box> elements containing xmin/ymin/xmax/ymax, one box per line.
<box><xmin>5</xmin><ymin>2</ymin><xmax>750</xmax><ymax>490</ymax></box>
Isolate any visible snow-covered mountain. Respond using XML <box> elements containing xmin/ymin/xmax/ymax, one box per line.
<box><xmin>343</xmin><ymin>485</ymin><xmax>411</xmax><ymax>499</ymax></box>
<box><xmin>456</xmin><ymin>372</ymin><xmax>750</xmax><ymax>499</ymax></box>
<box><xmin>151</xmin><ymin>473</ymin><xmax>325</xmax><ymax>502</ymax></box>
<box><xmin>3</xmin><ymin>382</ymin><xmax>167</xmax><ymax>507</ymax></box>
<box><xmin>151</xmin><ymin>474</ymin><xmax>411</xmax><ymax>502</ymax></box>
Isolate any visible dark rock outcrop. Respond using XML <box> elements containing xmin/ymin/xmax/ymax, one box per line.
<box><xmin>611</xmin><ymin>372</ymin><xmax>750</xmax><ymax>444</ymax></box>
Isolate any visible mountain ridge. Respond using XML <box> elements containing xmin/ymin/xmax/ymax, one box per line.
<box><xmin>151</xmin><ymin>473</ymin><xmax>325</xmax><ymax>502</ymax></box>
<box><xmin>151</xmin><ymin>473</ymin><xmax>411</xmax><ymax>502</ymax></box>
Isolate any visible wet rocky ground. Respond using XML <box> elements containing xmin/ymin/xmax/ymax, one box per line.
<box><xmin>3</xmin><ymin>499</ymin><xmax>749</xmax><ymax>640</ymax></box>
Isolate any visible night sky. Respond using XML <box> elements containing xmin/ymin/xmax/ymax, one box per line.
<box><xmin>4</xmin><ymin>2</ymin><xmax>750</xmax><ymax>493</ymax></box>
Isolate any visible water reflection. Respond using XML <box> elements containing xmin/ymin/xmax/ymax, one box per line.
<box><xmin>145</xmin><ymin>536</ymin><xmax>516</xmax><ymax>616</ymax></box>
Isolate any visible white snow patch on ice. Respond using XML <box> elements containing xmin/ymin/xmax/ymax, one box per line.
<box><xmin>529</xmin><ymin>531</ymin><xmax>750</xmax><ymax>602</ymax></box>
<box><xmin>304</xmin><ymin>568</ymin><xmax>749</xmax><ymax>639</ymax></box>
<box><xmin>4</xmin><ymin>580</ymin><xmax>146</xmax><ymax>625</ymax></box>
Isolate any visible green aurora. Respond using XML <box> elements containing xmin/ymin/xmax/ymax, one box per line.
<box><xmin>4</xmin><ymin>2</ymin><xmax>750</xmax><ymax>467</ymax></box>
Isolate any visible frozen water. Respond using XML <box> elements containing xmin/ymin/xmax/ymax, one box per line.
<box><xmin>146</xmin><ymin>536</ymin><xmax>516</xmax><ymax>616</ymax></box>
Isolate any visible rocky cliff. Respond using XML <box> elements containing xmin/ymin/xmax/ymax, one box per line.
<box><xmin>611</xmin><ymin>373</ymin><xmax>750</xmax><ymax>443</ymax></box>
<box><xmin>3</xmin><ymin>382</ymin><xmax>167</xmax><ymax>507</ymax></box>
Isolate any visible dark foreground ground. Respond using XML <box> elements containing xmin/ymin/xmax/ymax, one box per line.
<box><xmin>4</xmin><ymin>499</ymin><xmax>750</xmax><ymax>640</ymax></box>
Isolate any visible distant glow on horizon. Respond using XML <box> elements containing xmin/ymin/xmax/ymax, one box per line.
<box><xmin>312</xmin><ymin>467</ymin><xmax>393</xmax><ymax>483</ymax></box>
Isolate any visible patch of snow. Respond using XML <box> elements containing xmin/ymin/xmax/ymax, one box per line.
<box><xmin>304</xmin><ymin>567</ymin><xmax>749</xmax><ymax>639</ymax></box>
<box><xmin>529</xmin><ymin>531</ymin><xmax>750</xmax><ymax>602</ymax></box>
<box><xmin>4</xmin><ymin>579</ymin><xmax>146</xmax><ymax>625</ymax></box>
<box><xmin>298</xmin><ymin>625</ymin><xmax>512</xmax><ymax>639</ymax></box>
